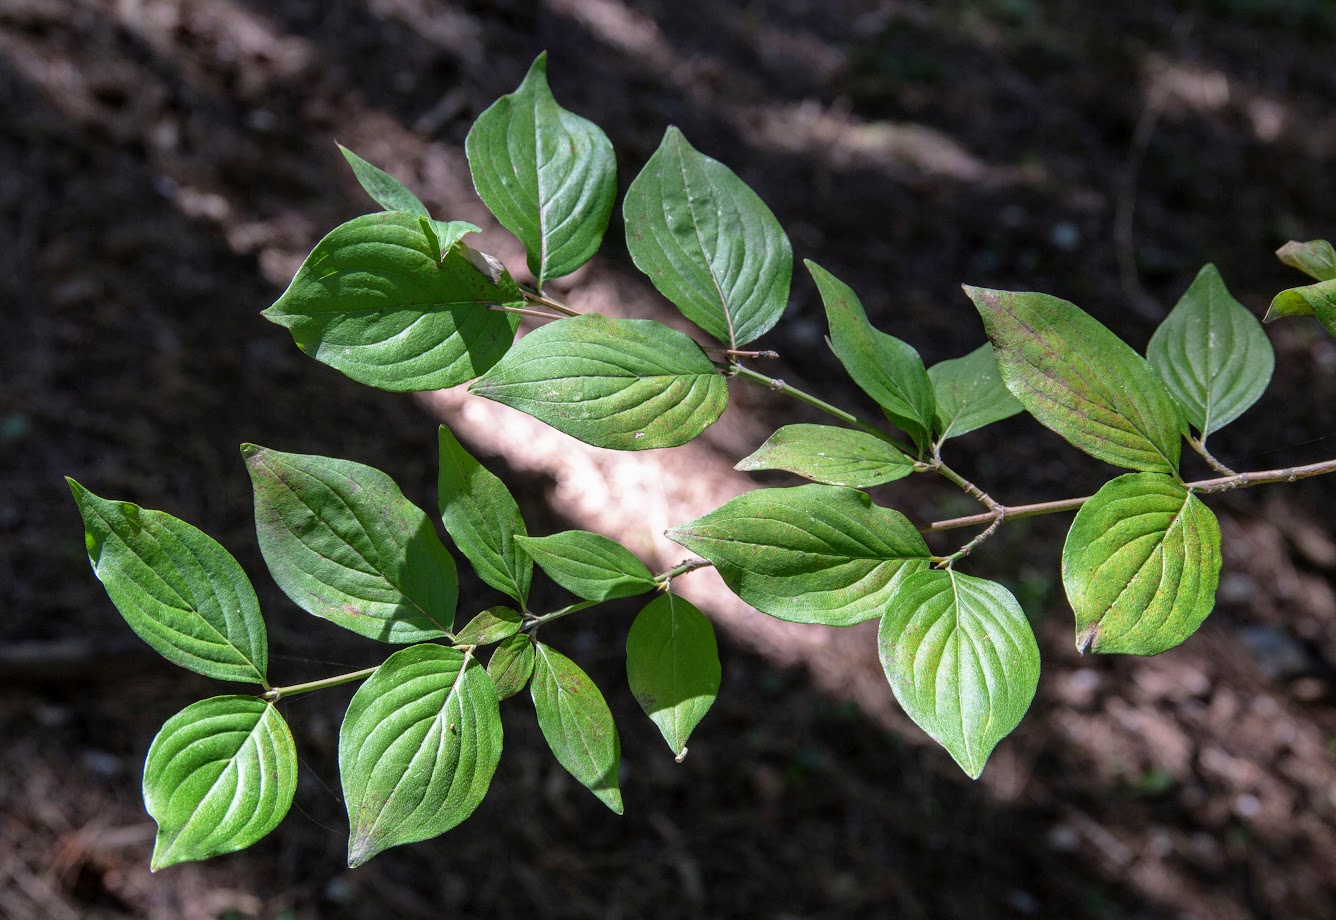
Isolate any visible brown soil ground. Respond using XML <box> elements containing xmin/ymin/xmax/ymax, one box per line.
<box><xmin>5</xmin><ymin>1</ymin><xmax>1336</xmax><ymax>917</ymax></box>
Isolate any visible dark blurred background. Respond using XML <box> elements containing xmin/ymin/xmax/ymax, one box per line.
<box><xmin>5</xmin><ymin>1</ymin><xmax>1336</xmax><ymax>917</ymax></box>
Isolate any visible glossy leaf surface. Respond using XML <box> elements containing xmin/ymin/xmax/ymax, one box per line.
<box><xmin>264</xmin><ymin>212</ymin><xmax>520</xmax><ymax>392</ymax></box>
<box><xmin>471</xmin><ymin>314</ymin><xmax>727</xmax><ymax>450</ymax></box>
<box><xmin>626</xmin><ymin>593</ymin><xmax>720</xmax><ymax>758</ymax></box>
<box><xmin>532</xmin><ymin>643</ymin><xmax>623</xmax><ymax>813</ymax></box>
<box><xmin>928</xmin><ymin>343</ymin><xmax>1024</xmax><ymax>442</ymax></box>
<box><xmin>340</xmin><ymin>644</ymin><xmax>502</xmax><ymax>867</ymax></box>
<box><xmin>879</xmin><ymin>570</ymin><xmax>1039</xmax><ymax>779</ymax></box>
<box><xmin>666</xmin><ymin>485</ymin><xmax>931</xmax><ymax>626</ymax></box>
<box><xmin>245</xmin><ymin>446</ymin><xmax>456</xmax><ymax>643</ymax></box>
<box><xmin>1147</xmin><ymin>264</ymin><xmax>1273</xmax><ymax>438</ymax></box>
<box><xmin>809</xmin><ymin>261</ymin><xmax>935</xmax><ymax>450</ymax></box>
<box><xmin>516</xmin><ymin>531</ymin><xmax>655</xmax><ymax>601</ymax></box>
<box><xmin>466</xmin><ymin>53</ymin><xmax>616</xmax><ymax>287</ymax></box>
<box><xmin>1062</xmin><ymin>473</ymin><xmax>1221</xmax><ymax>656</ymax></box>
<box><xmin>70</xmin><ymin>480</ymin><xmax>267</xmax><ymax>685</ymax></box>
<box><xmin>967</xmin><ymin>286</ymin><xmax>1182</xmax><ymax>474</ymax></box>
<box><xmin>438</xmin><ymin>425</ymin><xmax>531</xmax><ymax>604</ymax></box>
<box><xmin>735</xmin><ymin>424</ymin><xmax>914</xmax><ymax>487</ymax></box>
<box><xmin>624</xmin><ymin>127</ymin><xmax>791</xmax><ymax>347</ymax></box>
<box><xmin>144</xmin><ymin>696</ymin><xmax>296</xmax><ymax>870</ymax></box>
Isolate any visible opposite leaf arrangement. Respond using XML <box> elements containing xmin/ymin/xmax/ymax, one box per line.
<box><xmin>70</xmin><ymin>53</ymin><xmax>1336</xmax><ymax>870</ymax></box>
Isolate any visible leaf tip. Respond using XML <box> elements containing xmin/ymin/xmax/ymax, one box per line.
<box><xmin>1075</xmin><ymin>622</ymin><xmax>1099</xmax><ymax>655</ymax></box>
<box><xmin>347</xmin><ymin>833</ymin><xmax>381</xmax><ymax>869</ymax></box>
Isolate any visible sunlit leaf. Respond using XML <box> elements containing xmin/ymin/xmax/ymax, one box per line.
<box><xmin>144</xmin><ymin>696</ymin><xmax>296</xmax><ymax>870</ymax></box>
<box><xmin>531</xmin><ymin>642</ymin><xmax>623</xmax><ymax>813</ymax></box>
<box><xmin>879</xmin><ymin>570</ymin><xmax>1039</xmax><ymax>779</ymax></box>
<box><xmin>264</xmin><ymin>213</ymin><xmax>520</xmax><ymax>391</ymax></box>
<box><xmin>1147</xmin><ymin>264</ymin><xmax>1273</xmax><ymax>438</ymax></box>
<box><xmin>340</xmin><ymin>644</ymin><xmax>502</xmax><ymax>867</ymax></box>
<box><xmin>69</xmin><ymin>480</ymin><xmax>267</xmax><ymax>685</ymax></box>
<box><xmin>1062</xmin><ymin>472</ymin><xmax>1221</xmax><ymax>655</ymax></box>
<box><xmin>466</xmin><ymin>53</ymin><xmax>616</xmax><ymax>287</ymax></box>
<box><xmin>1276</xmin><ymin>239</ymin><xmax>1336</xmax><ymax>282</ymax></box>
<box><xmin>667</xmin><ymin>484</ymin><xmax>931</xmax><ymax>626</ymax></box>
<box><xmin>624</xmin><ymin>127</ymin><xmax>792</xmax><ymax>347</ymax></box>
<box><xmin>244</xmin><ymin>446</ymin><xmax>456</xmax><ymax>643</ymax></box>
<box><xmin>966</xmin><ymin>286</ymin><xmax>1182</xmax><ymax>474</ymax></box>
<box><xmin>626</xmin><ymin>593</ymin><xmax>720</xmax><ymax>759</ymax></box>
<box><xmin>471</xmin><ymin>314</ymin><xmax>727</xmax><ymax>450</ymax></box>
<box><xmin>516</xmin><ymin>531</ymin><xmax>655</xmax><ymax>601</ymax></box>
<box><xmin>735</xmin><ymin>424</ymin><xmax>914</xmax><ymax>487</ymax></box>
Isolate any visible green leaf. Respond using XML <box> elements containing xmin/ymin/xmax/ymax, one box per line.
<box><xmin>532</xmin><ymin>643</ymin><xmax>623</xmax><ymax>813</ymax></box>
<box><xmin>243</xmin><ymin>446</ymin><xmax>457</xmax><ymax>643</ymax></box>
<box><xmin>666</xmin><ymin>484</ymin><xmax>931</xmax><ymax>626</ymax></box>
<box><xmin>338</xmin><ymin>143</ymin><xmax>430</xmax><ymax>217</ymax></box>
<box><xmin>734</xmin><ymin>424</ymin><xmax>915</xmax><ymax>487</ymax></box>
<box><xmin>144</xmin><ymin>696</ymin><xmax>296</xmax><ymax>870</ymax></box>
<box><xmin>1062</xmin><ymin>473</ymin><xmax>1221</xmax><ymax>656</ymax></box>
<box><xmin>426</xmin><ymin>220</ymin><xmax>483</xmax><ymax>257</ymax></box>
<box><xmin>264</xmin><ymin>212</ymin><xmax>520</xmax><ymax>392</ymax></box>
<box><xmin>455</xmin><ymin>606</ymin><xmax>523</xmax><ymax>646</ymax></box>
<box><xmin>1266</xmin><ymin>279</ymin><xmax>1336</xmax><ymax>337</ymax></box>
<box><xmin>471</xmin><ymin>314</ymin><xmax>728</xmax><ymax>450</ymax></box>
<box><xmin>808</xmin><ymin>261</ymin><xmax>935</xmax><ymax>450</ymax></box>
<box><xmin>488</xmin><ymin>633</ymin><xmax>535</xmax><ymax>700</ymax></box>
<box><xmin>878</xmin><ymin>570</ymin><xmax>1039</xmax><ymax>779</ymax></box>
<box><xmin>515</xmin><ymin>531</ymin><xmax>655</xmax><ymax>601</ymax></box>
<box><xmin>69</xmin><ymin>480</ymin><xmax>267</xmax><ymax>685</ymax></box>
<box><xmin>626</xmin><ymin>593</ymin><xmax>720</xmax><ymax>759</ymax></box>
<box><xmin>965</xmin><ymin>286</ymin><xmax>1183</xmax><ymax>474</ymax></box>
<box><xmin>624</xmin><ymin>127</ymin><xmax>792</xmax><ymax>348</ymax></box>
<box><xmin>1276</xmin><ymin>239</ymin><xmax>1336</xmax><ymax>282</ymax></box>
<box><xmin>438</xmin><ymin>425</ymin><xmax>532</xmax><ymax>604</ymax></box>
<box><xmin>340</xmin><ymin>644</ymin><xmax>502</xmax><ymax>867</ymax></box>
<box><xmin>466</xmin><ymin>52</ymin><xmax>616</xmax><ymax>288</ymax></box>
<box><xmin>928</xmin><ymin>343</ymin><xmax>1024</xmax><ymax>442</ymax></box>
<box><xmin>1147</xmin><ymin>264</ymin><xmax>1274</xmax><ymax>439</ymax></box>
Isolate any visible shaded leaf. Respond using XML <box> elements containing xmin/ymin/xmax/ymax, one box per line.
<box><xmin>69</xmin><ymin>480</ymin><xmax>267</xmax><ymax>685</ymax></box>
<box><xmin>966</xmin><ymin>286</ymin><xmax>1182</xmax><ymax>474</ymax></box>
<box><xmin>626</xmin><ymin>593</ymin><xmax>720</xmax><ymax>758</ymax></box>
<box><xmin>735</xmin><ymin>424</ymin><xmax>915</xmax><ymax>487</ymax></box>
<box><xmin>928</xmin><ymin>343</ymin><xmax>1024</xmax><ymax>442</ymax></box>
<box><xmin>471</xmin><ymin>314</ymin><xmax>727</xmax><ymax>450</ymax></box>
<box><xmin>1276</xmin><ymin>239</ymin><xmax>1336</xmax><ymax>282</ymax></box>
<box><xmin>264</xmin><ymin>212</ymin><xmax>520</xmax><ymax>392</ymax></box>
<box><xmin>532</xmin><ymin>643</ymin><xmax>623</xmax><ymax>813</ymax></box>
<box><xmin>624</xmin><ymin>127</ymin><xmax>792</xmax><ymax>347</ymax></box>
<box><xmin>438</xmin><ymin>425</ymin><xmax>531</xmax><ymax>604</ymax></box>
<box><xmin>878</xmin><ymin>570</ymin><xmax>1039</xmax><ymax>779</ymax></box>
<box><xmin>338</xmin><ymin>143</ymin><xmax>430</xmax><ymax>217</ymax></box>
<box><xmin>340</xmin><ymin>644</ymin><xmax>502</xmax><ymax>866</ymax></box>
<box><xmin>466</xmin><ymin>53</ymin><xmax>617</xmax><ymax>288</ymax></box>
<box><xmin>144</xmin><ymin>696</ymin><xmax>296</xmax><ymax>870</ymax></box>
<box><xmin>455</xmin><ymin>606</ymin><xmax>523</xmax><ymax>646</ymax></box>
<box><xmin>809</xmin><ymin>261</ymin><xmax>935</xmax><ymax>450</ymax></box>
<box><xmin>666</xmin><ymin>484</ymin><xmax>931</xmax><ymax>626</ymax></box>
<box><xmin>516</xmin><ymin>531</ymin><xmax>655</xmax><ymax>601</ymax></box>
<box><xmin>488</xmin><ymin>633</ymin><xmax>535</xmax><ymax>700</ymax></box>
<box><xmin>1062</xmin><ymin>472</ymin><xmax>1221</xmax><ymax>656</ymax></box>
<box><xmin>1147</xmin><ymin>264</ymin><xmax>1273</xmax><ymax>438</ymax></box>
<box><xmin>244</xmin><ymin>446</ymin><xmax>456</xmax><ymax>643</ymax></box>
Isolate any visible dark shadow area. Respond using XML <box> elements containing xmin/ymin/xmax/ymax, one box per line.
<box><xmin>4</xmin><ymin>1</ymin><xmax>1336</xmax><ymax>917</ymax></box>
